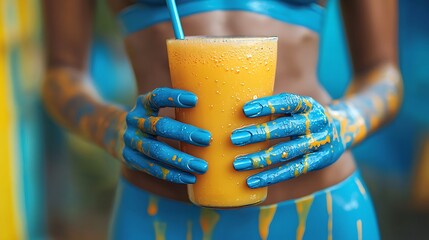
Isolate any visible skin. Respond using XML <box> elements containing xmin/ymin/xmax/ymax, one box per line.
<box><xmin>42</xmin><ymin>0</ymin><xmax>401</xmax><ymax>205</ymax></box>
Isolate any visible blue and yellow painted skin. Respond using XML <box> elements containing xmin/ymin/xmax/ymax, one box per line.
<box><xmin>122</xmin><ymin>88</ymin><xmax>211</xmax><ymax>183</ymax></box>
<box><xmin>43</xmin><ymin>69</ymin><xmax>211</xmax><ymax>184</ymax></box>
<box><xmin>231</xmin><ymin>64</ymin><xmax>402</xmax><ymax>188</ymax></box>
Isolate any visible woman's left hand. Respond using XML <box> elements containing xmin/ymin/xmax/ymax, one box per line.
<box><xmin>231</xmin><ymin>93</ymin><xmax>346</xmax><ymax>188</ymax></box>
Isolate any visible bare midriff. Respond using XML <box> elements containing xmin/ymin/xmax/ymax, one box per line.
<box><xmin>114</xmin><ymin>9</ymin><xmax>356</xmax><ymax>205</ymax></box>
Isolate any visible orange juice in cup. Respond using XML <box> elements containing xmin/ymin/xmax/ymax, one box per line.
<box><xmin>167</xmin><ymin>36</ymin><xmax>277</xmax><ymax>208</ymax></box>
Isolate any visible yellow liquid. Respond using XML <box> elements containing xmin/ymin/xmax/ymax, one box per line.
<box><xmin>167</xmin><ymin>37</ymin><xmax>277</xmax><ymax>207</ymax></box>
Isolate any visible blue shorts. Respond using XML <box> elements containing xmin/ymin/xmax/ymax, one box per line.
<box><xmin>110</xmin><ymin>171</ymin><xmax>379</xmax><ymax>240</ymax></box>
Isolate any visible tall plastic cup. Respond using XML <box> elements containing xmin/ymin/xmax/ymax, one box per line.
<box><xmin>167</xmin><ymin>36</ymin><xmax>277</xmax><ymax>208</ymax></box>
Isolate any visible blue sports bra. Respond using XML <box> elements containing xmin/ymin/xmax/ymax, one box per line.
<box><xmin>118</xmin><ymin>0</ymin><xmax>323</xmax><ymax>36</ymax></box>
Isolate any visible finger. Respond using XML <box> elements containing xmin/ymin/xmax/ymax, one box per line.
<box><xmin>131</xmin><ymin>116</ymin><xmax>211</xmax><ymax>146</ymax></box>
<box><xmin>242</xmin><ymin>93</ymin><xmax>314</xmax><ymax>117</ymax></box>
<box><xmin>233</xmin><ymin>132</ymin><xmax>329</xmax><ymax>171</ymax></box>
<box><xmin>246</xmin><ymin>149</ymin><xmax>331</xmax><ymax>188</ymax></box>
<box><xmin>124</xmin><ymin>132</ymin><xmax>208</xmax><ymax>174</ymax></box>
<box><xmin>231</xmin><ymin>113</ymin><xmax>328</xmax><ymax>146</ymax></box>
<box><xmin>141</xmin><ymin>88</ymin><xmax>198</xmax><ymax>112</ymax></box>
<box><xmin>123</xmin><ymin>147</ymin><xmax>196</xmax><ymax>184</ymax></box>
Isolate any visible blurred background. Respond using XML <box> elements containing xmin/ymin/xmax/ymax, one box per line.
<box><xmin>1</xmin><ymin>0</ymin><xmax>428</xmax><ymax>239</ymax></box>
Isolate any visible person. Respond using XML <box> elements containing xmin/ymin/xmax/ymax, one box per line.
<box><xmin>42</xmin><ymin>0</ymin><xmax>402</xmax><ymax>239</ymax></box>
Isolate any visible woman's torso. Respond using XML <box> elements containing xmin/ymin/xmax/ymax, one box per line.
<box><xmin>108</xmin><ymin>0</ymin><xmax>356</xmax><ymax>205</ymax></box>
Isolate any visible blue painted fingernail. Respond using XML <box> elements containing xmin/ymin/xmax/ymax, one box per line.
<box><xmin>243</xmin><ymin>103</ymin><xmax>263</xmax><ymax>117</ymax></box>
<box><xmin>188</xmin><ymin>159</ymin><xmax>208</xmax><ymax>174</ymax></box>
<box><xmin>178</xmin><ymin>93</ymin><xmax>197</xmax><ymax>107</ymax></box>
<box><xmin>190</xmin><ymin>130</ymin><xmax>211</xmax><ymax>146</ymax></box>
<box><xmin>231</xmin><ymin>131</ymin><xmax>252</xmax><ymax>146</ymax></box>
<box><xmin>247</xmin><ymin>177</ymin><xmax>262</xmax><ymax>188</ymax></box>
<box><xmin>233</xmin><ymin>157</ymin><xmax>252</xmax><ymax>170</ymax></box>
<box><xmin>179</xmin><ymin>174</ymin><xmax>196</xmax><ymax>184</ymax></box>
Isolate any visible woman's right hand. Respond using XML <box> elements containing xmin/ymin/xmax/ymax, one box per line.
<box><xmin>121</xmin><ymin>87</ymin><xmax>211</xmax><ymax>184</ymax></box>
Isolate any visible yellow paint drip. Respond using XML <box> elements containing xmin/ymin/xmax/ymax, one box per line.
<box><xmin>357</xmin><ymin>219</ymin><xmax>362</xmax><ymax>240</ymax></box>
<box><xmin>265</xmin><ymin>156</ymin><xmax>272</xmax><ymax>166</ymax></box>
<box><xmin>355</xmin><ymin>177</ymin><xmax>367</xmax><ymax>198</ymax></box>
<box><xmin>303</xmin><ymin>98</ymin><xmax>313</xmax><ymax>111</ymax></box>
<box><xmin>309</xmin><ymin>135</ymin><xmax>331</xmax><ymax>149</ymax></box>
<box><xmin>172</xmin><ymin>155</ymin><xmax>177</xmax><ymax>161</ymax></box>
<box><xmin>304</xmin><ymin>112</ymin><xmax>311</xmax><ymax>135</ymax></box>
<box><xmin>295</xmin><ymin>195</ymin><xmax>314</xmax><ymax>240</ymax></box>
<box><xmin>137</xmin><ymin>118</ymin><xmax>146</xmax><ymax>129</ymax></box>
<box><xmin>259</xmin><ymin>205</ymin><xmax>277</xmax><ymax>240</ymax></box>
<box><xmin>161</xmin><ymin>168</ymin><xmax>170</xmax><ymax>179</ymax></box>
<box><xmin>294</xmin><ymin>100</ymin><xmax>303</xmax><ymax>112</ymax></box>
<box><xmin>303</xmin><ymin>158</ymin><xmax>309</xmax><ymax>174</ymax></box>
<box><xmin>252</xmin><ymin>157</ymin><xmax>262</xmax><ymax>168</ymax></box>
<box><xmin>294</xmin><ymin>164</ymin><xmax>300</xmax><ymax>177</ymax></box>
<box><xmin>151</xmin><ymin>117</ymin><xmax>161</xmax><ymax>132</ymax></box>
<box><xmin>264</xmin><ymin>147</ymin><xmax>273</xmax><ymax>165</ymax></box>
<box><xmin>147</xmin><ymin>195</ymin><xmax>158</xmax><ymax>216</ymax></box>
<box><xmin>268</xmin><ymin>102</ymin><xmax>275</xmax><ymax>114</ymax></box>
<box><xmin>186</xmin><ymin>220</ymin><xmax>192</xmax><ymax>240</ymax></box>
<box><xmin>326</xmin><ymin>192</ymin><xmax>333</xmax><ymax>240</ymax></box>
<box><xmin>262</xmin><ymin>123</ymin><xmax>270</xmax><ymax>139</ymax></box>
<box><xmin>168</xmin><ymin>97</ymin><xmax>174</xmax><ymax>101</ymax></box>
<box><xmin>200</xmin><ymin>208</ymin><xmax>220</xmax><ymax>240</ymax></box>
<box><xmin>137</xmin><ymin>140</ymin><xmax>144</xmax><ymax>152</ymax></box>
<box><xmin>154</xmin><ymin>221</ymin><xmax>167</xmax><ymax>240</ymax></box>
<box><xmin>386</xmin><ymin>89</ymin><xmax>400</xmax><ymax>116</ymax></box>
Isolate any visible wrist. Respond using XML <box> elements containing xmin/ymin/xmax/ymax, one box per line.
<box><xmin>326</xmin><ymin>100</ymin><xmax>367</xmax><ymax>149</ymax></box>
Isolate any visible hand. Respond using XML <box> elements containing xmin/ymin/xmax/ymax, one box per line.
<box><xmin>231</xmin><ymin>93</ymin><xmax>345</xmax><ymax>188</ymax></box>
<box><xmin>122</xmin><ymin>88</ymin><xmax>211</xmax><ymax>184</ymax></box>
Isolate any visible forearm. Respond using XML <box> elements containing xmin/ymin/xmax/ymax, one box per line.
<box><xmin>327</xmin><ymin>63</ymin><xmax>403</xmax><ymax>148</ymax></box>
<box><xmin>42</xmin><ymin>67</ymin><xmax>126</xmax><ymax>159</ymax></box>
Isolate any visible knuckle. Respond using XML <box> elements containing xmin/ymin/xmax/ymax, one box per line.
<box><xmin>125</xmin><ymin>112</ymin><xmax>136</xmax><ymax>126</ymax></box>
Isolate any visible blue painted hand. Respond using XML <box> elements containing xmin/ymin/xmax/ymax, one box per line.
<box><xmin>231</xmin><ymin>93</ymin><xmax>348</xmax><ymax>188</ymax></box>
<box><xmin>122</xmin><ymin>88</ymin><xmax>211</xmax><ymax>184</ymax></box>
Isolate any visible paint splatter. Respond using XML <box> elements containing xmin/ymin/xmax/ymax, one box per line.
<box><xmin>200</xmin><ymin>208</ymin><xmax>220</xmax><ymax>240</ymax></box>
<box><xmin>355</xmin><ymin>177</ymin><xmax>367</xmax><ymax>198</ymax></box>
<box><xmin>154</xmin><ymin>221</ymin><xmax>167</xmax><ymax>240</ymax></box>
<box><xmin>295</xmin><ymin>195</ymin><xmax>314</xmax><ymax>240</ymax></box>
<box><xmin>357</xmin><ymin>219</ymin><xmax>362</xmax><ymax>240</ymax></box>
<box><xmin>186</xmin><ymin>220</ymin><xmax>193</xmax><ymax>240</ymax></box>
<box><xmin>147</xmin><ymin>195</ymin><xmax>158</xmax><ymax>216</ymax></box>
<box><xmin>259</xmin><ymin>205</ymin><xmax>277</xmax><ymax>240</ymax></box>
<box><xmin>326</xmin><ymin>192</ymin><xmax>333</xmax><ymax>240</ymax></box>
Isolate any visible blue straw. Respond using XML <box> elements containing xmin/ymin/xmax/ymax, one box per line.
<box><xmin>166</xmin><ymin>0</ymin><xmax>184</xmax><ymax>39</ymax></box>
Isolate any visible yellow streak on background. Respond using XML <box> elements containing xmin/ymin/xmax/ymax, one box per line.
<box><xmin>0</xmin><ymin>1</ymin><xmax>23</xmax><ymax>239</ymax></box>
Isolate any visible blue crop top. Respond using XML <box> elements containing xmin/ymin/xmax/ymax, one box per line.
<box><xmin>118</xmin><ymin>0</ymin><xmax>323</xmax><ymax>36</ymax></box>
